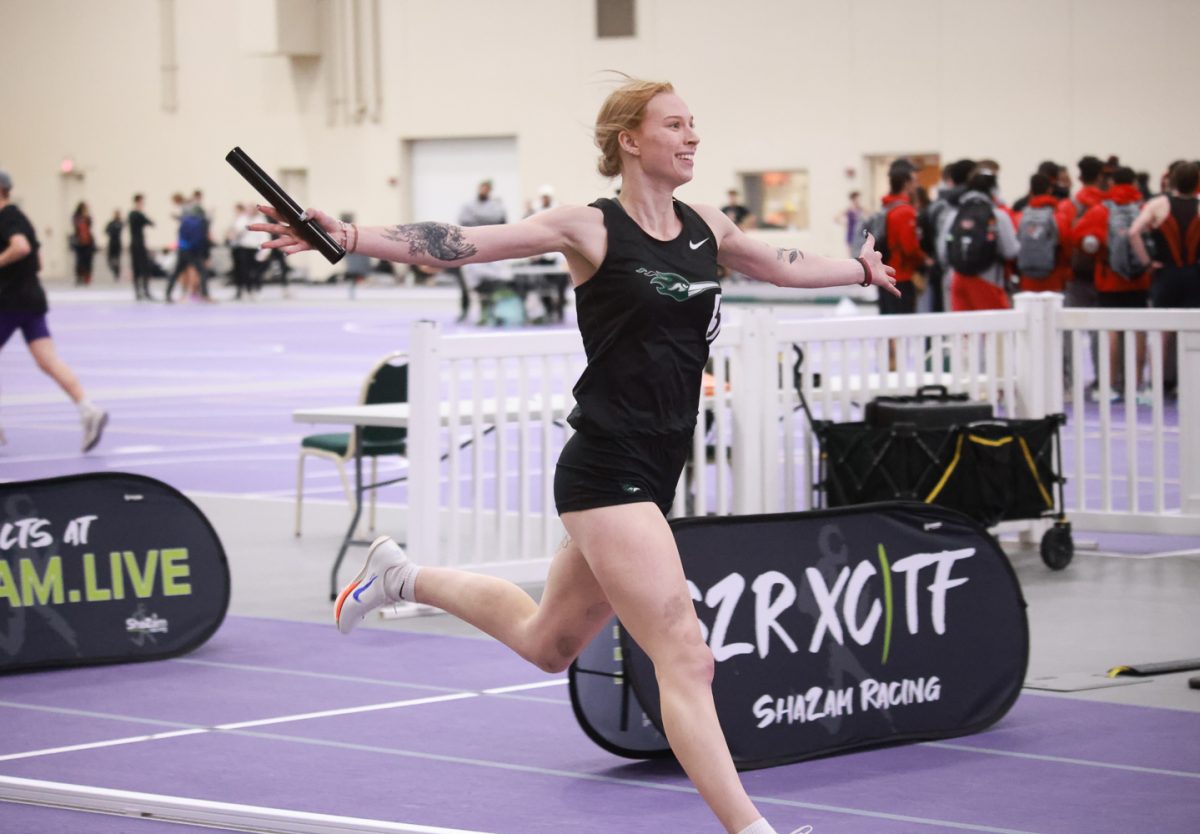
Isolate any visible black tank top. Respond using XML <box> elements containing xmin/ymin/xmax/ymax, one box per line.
<box><xmin>1150</xmin><ymin>195</ymin><xmax>1200</xmax><ymax>267</ymax></box>
<box><xmin>568</xmin><ymin>197</ymin><xmax>722</xmax><ymax>437</ymax></box>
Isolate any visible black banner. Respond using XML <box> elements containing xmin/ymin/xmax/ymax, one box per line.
<box><xmin>569</xmin><ymin>619</ymin><xmax>671</xmax><ymax>760</ymax></box>
<box><xmin>0</xmin><ymin>473</ymin><xmax>230</xmax><ymax>674</ymax></box>
<box><xmin>571</xmin><ymin>502</ymin><xmax>1027</xmax><ymax>770</ymax></box>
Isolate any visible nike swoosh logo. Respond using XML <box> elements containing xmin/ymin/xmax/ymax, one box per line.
<box><xmin>352</xmin><ymin>575</ymin><xmax>377</xmax><ymax>602</ymax></box>
<box><xmin>689</xmin><ymin>238</ymin><xmax>709</xmax><ymax>250</ymax></box>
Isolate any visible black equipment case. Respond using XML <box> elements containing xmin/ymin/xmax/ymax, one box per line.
<box><xmin>865</xmin><ymin>384</ymin><xmax>994</xmax><ymax>429</ymax></box>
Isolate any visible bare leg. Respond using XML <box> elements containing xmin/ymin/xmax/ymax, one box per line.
<box><xmin>1135</xmin><ymin>331</ymin><xmax>1147</xmax><ymax>389</ymax></box>
<box><xmin>413</xmin><ymin>534</ymin><xmax>613</xmax><ymax>673</ymax></box>
<box><xmin>563</xmin><ymin>503</ymin><xmax>763</xmax><ymax>834</ymax></box>
<box><xmin>1108</xmin><ymin>331</ymin><xmax>1122</xmax><ymax>390</ymax></box>
<box><xmin>27</xmin><ymin>338</ymin><xmax>86</xmax><ymax>403</ymax></box>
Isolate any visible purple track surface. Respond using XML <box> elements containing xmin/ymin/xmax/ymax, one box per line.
<box><xmin>1</xmin><ymin>617</ymin><xmax>1198</xmax><ymax>834</ymax></box>
<box><xmin>0</xmin><ymin>300</ymin><xmax>444</xmax><ymax>496</ymax></box>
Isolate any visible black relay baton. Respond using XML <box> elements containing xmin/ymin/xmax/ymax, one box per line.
<box><xmin>225</xmin><ymin>146</ymin><xmax>345</xmax><ymax>264</ymax></box>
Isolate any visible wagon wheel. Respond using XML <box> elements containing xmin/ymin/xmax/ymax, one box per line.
<box><xmin>1040</xmin><ymin>521</ymin><xmax>1074</xmax><ymax>570</ymax></box>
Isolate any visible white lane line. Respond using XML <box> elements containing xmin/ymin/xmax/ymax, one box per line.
<box><xmin>1089</xmin><ymin>548</ymin><xmax>1200</xmax><ymax>560</ymax></box>
<box><xmin>482</xmin><ymin>679</ymin><xmax>569</xmax><ymax>695</ymax></box>
<box><xmin>921</xmin><ymin>741</ymin><xmax>1200</xmax><ymax>779</ymax></box>
<box><xmin>0</xmin><ymin>695</ymin><xmax>477</xmax><ymax>763</ymax></box>
<box><xmin>0</xmin><ymin>729</ymin><xmax>207</xmax><ymax>762</ymax></box>
<box><xmin>169</xmin><ymin>658</ymin><xmax>570</xmax><ymax>703</ymax></box>
<box><xmin>109</xmin><ymin>453</ymin><xmax>299</xmax><ymax>468</ymax></box>
<box><xmin>0</xmin><ymin>682</ymin><xmax>1178</xmax><ymax>831</ymax></box>
<box><xmin>215</xmin><ymin>692</ymin><xmax>478</xmax><ymax>731</ymax></box>
<box><xmin>1</xmin><ymin>692</ymin><xmax>1174</xmax><ymax>833</ymax></box>
<box><xmin>231</xmin><ymin>729</ymin><xmax>1049</xmax><ymax>834</ymax></box>
<box><xmin>1</xmin><ymin>438</ymin><xmax>300</xmax><ymax>466</ymax></box>
<box><xmin>0</xmin><ymin>674</ymin><xmax>566</xmax><ymax>762</ymax></box>
<box><xmin>2</xmin><ymin>375</ymin><xmax>359</xmax><ymax>406</ymax></box>
<box><xmin>0</xmin><ymin>775</ymin><xmax>492</xmax><ymax>833</ymax></box>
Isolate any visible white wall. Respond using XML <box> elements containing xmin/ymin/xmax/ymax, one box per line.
<box><xmin>3</xmin><ymin>0</ymin><xmax>1197</xmax><ymax>279</ymax></box>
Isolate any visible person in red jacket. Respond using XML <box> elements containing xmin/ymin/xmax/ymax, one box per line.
<box><xmin>1014</xmin><ymin>173</ymin><xmax>1073</xmax><ymax>292</ymax></box>
<box><xmin>1060</xmin><ymin>155</ymin><xmax>1109</xmax><ymax>395</ymax></box>
<box><xmin>876</xmin><ymin>167</ymin><xmax>928</xmax><ymax>370</ymax></box>
<box><xmin>879</xmin><ymin>167</ymin><xmax>927</xmax><ymax>316</ymax></box>
<box><xmin>1071</xmin><ymin>166</ymin><xmax>1150</xmax><ymax>399</ymax></box>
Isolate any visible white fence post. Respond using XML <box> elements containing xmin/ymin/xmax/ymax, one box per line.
<box><xmin>759</xmin><ymin>308</ymin><xmax>785</xmax><ymax>513</ymax></box>
<box><xmin>407</xmin><ymin>320</ymin><xmax>443</xmax><ymax>564</ymax></box>
<box><xmin>732</xmin><ymin>307</ymin><xmax>768</xmax><ymax>514</ymax></box>
<box><xmin>1012</xmin><ymin>292</ymin><xmax>1060</xmax><ymax>419</ymax></box>
<box><xmin>1181</xmin><ymin>331</ymin><xmax>1200</xmax><ymax>515</ymax></box>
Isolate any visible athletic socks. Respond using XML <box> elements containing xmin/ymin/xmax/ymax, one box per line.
<box><xmin>737</xmin><ymin>821</ymin><xmax>813</xmax><ymax>834</ymax></box>
<box><xmin>383</xmin><ymin>560</ymin><xmax>422</xmax><ymax>603</ymax></box>
<box><xmin>737</xmin><ymin>820</ymin><xmax>778</xmax><ymax>834</ymax></box>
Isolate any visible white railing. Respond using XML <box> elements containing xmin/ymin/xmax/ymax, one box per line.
<box><xmin>1056</xmin><ymin>307</ymin><xmax>1200</xmax><ymax>532</ymax></box>
<box><xmin>406</xmin><ymin>324</ymin><xmax>583</xmax><ymax>582</ymax></box>
<box><xmin>404</xmin><ymin>295</ymin><xmax>1200</xmax><ymax>576</ymax></box>
<box><xmin>750</xmin><ymin>304</ymin><xmax>1030</xmax><ymax>516</ymax></box>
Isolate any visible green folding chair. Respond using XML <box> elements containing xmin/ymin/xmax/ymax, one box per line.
<box><xmin>295</xmin><ymin>351</ymin><xmax>408</xmax><ymax>537</ymax></box>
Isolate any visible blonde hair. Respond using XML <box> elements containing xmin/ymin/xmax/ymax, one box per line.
<box><xmin>594</xmin><ymin>78</ymin><xmax>675</xmax><ymax>178</ymax></box>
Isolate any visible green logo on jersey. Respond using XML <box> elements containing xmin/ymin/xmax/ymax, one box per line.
<box><xmin>636</xmin><ymin>267</ymin><xmax>721</xmax><ymax>302</ymax></box>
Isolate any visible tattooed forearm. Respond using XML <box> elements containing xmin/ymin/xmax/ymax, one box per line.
<box><xmin>382</xmin><ymin>222</ymin><xmax>478</xmax><ymax>262</ymax></box>
<box><xmin>776</xmin><ymin>247</ymin><xmax>805</xmax><ymax>264</ymax></box>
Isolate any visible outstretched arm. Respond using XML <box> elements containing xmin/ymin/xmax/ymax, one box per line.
<box><xmin>694</xmin><ymin>205</ymin><xmax>899</xmax><ymax>296</ymax></box>
<box><xmin>253</xmin><ymin>204</ymin><xmax>589</xmax><ymax>270</ymax></box>
<box><xmin>0</xmin><ymin>233</ymin><xmax>32</xmax><ymax>268</ymax></box>
<box><xmin>1129</xmin><ymin>196</ymin><xmax>1168</xmax><ymax>268</ymax></box>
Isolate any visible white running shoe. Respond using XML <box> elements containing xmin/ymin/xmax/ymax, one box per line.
<box><xmin>81</xmin><ymin>409</ymin><xmax>109</xmax><ymax>453</ymax></box>
<box><xmin>334</xmin><ymin>535</ymin><xmax>409</xmax><ymax>635</ymax></box>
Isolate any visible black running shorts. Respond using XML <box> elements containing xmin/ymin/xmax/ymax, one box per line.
<box><xmin>554</xmin><ymin>430</ymin><xmax>692</xmax><ymax>515</ymax></box>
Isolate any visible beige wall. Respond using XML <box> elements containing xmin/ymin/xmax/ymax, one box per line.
<box><xmin>4</xmin><ymin>0</ymin><xmax>1197</xmax><ymax>278</ymax></box>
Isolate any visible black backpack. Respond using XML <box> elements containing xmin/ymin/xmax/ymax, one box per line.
<box><xmin>947</xmin><ymin>201</ymin><xmax>999</xmax><ymax>276</ymax></box>
<box><xmin>862</xmin><ymin>202</ymin><xmax>900</xmax><ymax>262</ymax></box>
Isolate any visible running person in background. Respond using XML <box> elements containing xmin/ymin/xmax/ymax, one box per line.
<box><xmin>256</xmin><ymin>78</ymin><xmax>895</xmax><ymax>834</ymax></box>
<box><xmin>0</xmin><ymin>169</ymin><xmax>108</xmax><ymax>451</ymax></box>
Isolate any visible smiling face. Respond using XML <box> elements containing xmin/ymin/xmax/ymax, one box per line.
<box><xmin>621</xmin><ymin>92</ymin><xmax>699</xmax><ymax>186</ymax></box>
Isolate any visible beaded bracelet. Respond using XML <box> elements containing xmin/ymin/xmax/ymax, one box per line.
<box><xmin>856</xmin><ymin>256</ymin><xmax>872</xmax><ymax>287</ymax></box>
